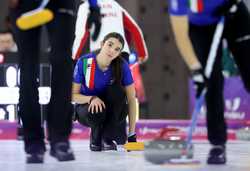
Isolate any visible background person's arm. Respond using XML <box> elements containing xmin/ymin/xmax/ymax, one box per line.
<box><xmin>122</xmin><ymin>8</ymin><xmax>148</xmax><ymax>63</ymax></box>
<box><xmin>170</xmin><ymin>15</ymin><xmax>207</xmax><ymax>97</ymax></box>
<box><xmin>72</xmin><ymin>3</ymin><xmax>90</xmax><ymax>60</ymax></box>
<box><xmin>170</xmin><ymin>15</ymin><xmax>201</xmax><ymax>70</ymax></box>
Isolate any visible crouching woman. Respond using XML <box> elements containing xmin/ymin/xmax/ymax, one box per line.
<box><xmin>72</xmin><ymin>32</ymin><xmax>137</xmax><ymax>151</ymax></box>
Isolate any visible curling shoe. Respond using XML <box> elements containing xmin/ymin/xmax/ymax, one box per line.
<box><xmin>50</xmin><ymin>141</ymin><xmax>75</xmax><ymax>161</ymax></box>
<box><xmin>207</xmin><ymin>145</ymin><xmax>226</xmax><ymax>164</ymax></box>
<box><xmin>102</xmin><ymin>139</ymin><xmax>117</xmax><ymax>151</ymax></box>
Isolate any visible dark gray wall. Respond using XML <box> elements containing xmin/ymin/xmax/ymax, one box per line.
<box><xmin>0</xmin><ymin>0</ymin><xmax>9</xmax><ymax>31</ymax></box>
<box><xmin>118</xmin><ymin>0</ymin><xmax>189</xmax><ymax>119</ymax></box>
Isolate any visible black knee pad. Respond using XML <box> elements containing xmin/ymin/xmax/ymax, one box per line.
<box><xmin>88</xmin><ymin>110</ymin><xmax>106</xmax><ymax>126</ymax></box>
<box><xmin>76</xmin><ymin>104</ymin><xmax>106</xmax><ymax>127</ymax></box>
<box><xmin>103</xmin><ymin>83</ymin><xmax>128</xmax><ymax>124</ymax></box>
<box><xmin>75</xmin><ymin>104</ymin><xmax>89</xmax><ymax>126</ymax></box>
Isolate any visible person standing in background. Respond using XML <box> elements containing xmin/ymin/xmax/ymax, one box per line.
<box><xmin>0</xmin><ymin>0</ymin><xmax>17</xmax><ymax>52</ymax></box>
<box><xmin>168</xmin><ymin>0</ymin><xmax>250</xmax><ymax>164</ymax></box>
<box><xmin>72</xmin><ymin>0</ymin><xmax>148</xmax><ymax>63</ymax></box>
<box><xmin>8</xmin><ymin>0</ymin><xmax>101</xmax><ymax>164</ymax></box>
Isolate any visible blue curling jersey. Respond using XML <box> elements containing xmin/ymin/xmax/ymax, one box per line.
<box><xmin>73</xmin><ymin>53</ymin><xmax>134</xmax><ymax>96</ymax></box>
<box><xmin>168</xmin><ymin>0</ymin><xmax>227</xmax><ymax>25</ymax></box>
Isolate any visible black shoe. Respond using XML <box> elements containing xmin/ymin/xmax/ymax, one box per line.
<box><xmin>50</xmin><ymin>141</ymin><xmax>75</xmax><ymax>161</ymax></box>
<box><xmin>102</xmin><ymin>139</ymin><xmax>117</xmax><ymax>151</ymax></box>
<box><xmin>90</xmin><ymin>143</ymin><xmax>102</xmax><ymax>151</ymax></box>
<box><xmin>90</xmin><ymin>126</ymin><xmax>102</xmax><ymax>151</ymax></box>
<box><xmin>25</xmin><ymin>142</ymin><xmax>45</xmax><ymax>164</ymax></box>
<box><xmin>207</xmin><ymin>145</ymin><xmax>226</xmax><ymax>164</ymax></box>
<box><xmin>26</xmin><ymin>151</ymin><xmax>44</xmax><ymax>164</ymax></box>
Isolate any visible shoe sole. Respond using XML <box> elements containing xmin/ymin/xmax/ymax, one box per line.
<box><xmin>207</xmin><ymin>158</ymin><xmax>226</xmax><ymax>164</ymax></box>
<box><xmin>26</xmin><ymin>156</ymin><xmax>44</xmax><ymax>164</ymax></box>
<box><xmin>50</xmin><ymin>151</ymin><xmax>75</xmax><ymax>161</ymax></box>
<box><xmin>90</xmin><ymin>144</ymin><xmax>102</xmax><ymax>151</ymax></box>
<box><xmin>90</xmin><ymin>147</ymin><xmax>102</xmax><ymax>151</ymax></box>
<box><xmin>207</xmin><ymin>161</ymin><xmax>226</xmax><ymax>164</ymax></box>
<box><xmin>102</xmin><ymin>146</ymin><xmax>117</xmax><ymax>151</ymax></box>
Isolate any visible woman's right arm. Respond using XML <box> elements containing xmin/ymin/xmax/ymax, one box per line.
<box><xmin>72</xmin><ymin>82</ymin><xmax>92</xmax><ymax>104</ymax></box>
<box><xmin>72</xmin><ymin>82</ymin><xmax>105</xmax><ymax>113</ymax></box>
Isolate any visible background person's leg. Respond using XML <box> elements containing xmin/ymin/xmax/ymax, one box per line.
<box><xmin>46</xmin><ymin>1</ymin><xmax>76</xmax><ymax>144</ymax></box>
<box><xmin>189</xmin><ymin>23</ymin><xmax>227</xmax><ymax>147</ymax></box>
<box><xmin>45</xmin><ymin>1</ymin><xmax>76</xmax><ymax>161</ymax></box>
<box><xmin>189</xmin><ymin>23</ymin><xmax>227</xmax><ymax>164</ymax></box>
<box><xmin>225</xmin><ymin>2</ymin><xmax>250</xmax><ymax>93</ymax></box>
<box><xmin>10</xmin><ymin>13</ymin><xmax>45</xmax><ymax>155</ymax></box>
<box><xmin>9</xmin><ymin>0</ymin><xmax>45</xmax><ymax>163</ymax></box>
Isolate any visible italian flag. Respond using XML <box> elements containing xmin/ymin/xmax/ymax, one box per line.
<box><xmin>83</xmin><ymin>58</ymin><xmax>96</xmax><ymax>89</ymax></box>
<box><xmin>189</xmin><ymin>0</ymin><xmax>203</xmax><ymax>13</ymax></box>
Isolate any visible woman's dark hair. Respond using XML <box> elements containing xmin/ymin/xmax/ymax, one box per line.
<box><xmin>102</xmin><ymin>32</ymin><xmax>126</xmax><ymax>85</ymax></box>
<box><xmin>102</xmin><ymin>32</ymin><xmax>125</xmax><ymax>49</ymax></box>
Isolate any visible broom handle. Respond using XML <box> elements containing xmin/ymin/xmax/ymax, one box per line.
<box><xmin>205</xmin><ymin>17</ymin><xmax>225</xmax><ymax>78</ymax></box>
<box><xmin>186</xmin><ymin>17</ymin><xmax>225</xmax><ymax>149</ymax></box>
<box><xmin>20</xmin><ymin>0</ymin><xmax>50</xmax><ymax>17</ymax></box>
<box><xmin>40</xmin><ymin>0</ymin><xmax>50</xmax><ymax>9</ymax></box>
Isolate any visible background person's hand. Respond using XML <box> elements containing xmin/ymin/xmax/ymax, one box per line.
<box><xmin>191</xmin><ymin>68</ymin><xmax>207</xmax><ymax>98</ymax></box>
<box><xmin>87</xmin><ymin>6</ymin><xmax>101</xmax><ymax>41</ymax></box>
<box><xmin>213</xmin><ymin>0</ymin><xmax>240</xmax><ymax>16</ymax></box>
<box><xmin>138</xmin><ymin>56</ymin><xmax>147</xmax><ymax>64</ymax></box>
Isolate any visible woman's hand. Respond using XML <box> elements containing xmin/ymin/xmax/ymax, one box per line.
<box><xmin>88</xmin><ymin>96</ymin><xmax>106</xmax><ymax>114</ymax></box>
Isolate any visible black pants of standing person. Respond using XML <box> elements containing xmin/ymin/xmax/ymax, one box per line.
<box><xmin>76</xmin><ymin>83</ymin><xmax>128</xmax><ymax>146</ymax></box>
<box><xmin>189</xmin><ymin>1</ymin><xmax>250</xmax><ymax>146</ymax></box>
<box><xmin>10</xmin><ymin>0</ymin><xmax>76</xmax><ymax>154</ymax></box>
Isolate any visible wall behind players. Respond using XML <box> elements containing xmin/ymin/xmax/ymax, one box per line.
<box><xmin>118</xmin><ymin>0</ymin><xmax>189</xmax><ymax>119</ymax></box>
<box><xmin>0</xmin><ymin>0</ymin><xmax>8</xmax><ymax>31</ymax></box>
<box><xmin>0</xmin><ymin>0</ymin><xmax>190</xmax><ymax>119</ymax></box>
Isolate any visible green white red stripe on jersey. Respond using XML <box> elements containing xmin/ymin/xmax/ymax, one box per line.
<box><xmin>189</xmin><ymin>0</ymin><xmax>203</xmax><ymax>13</ymax></box>
<box><xmin>83</xmin><ymin>58</ymin><xmax>96</xmax><ymax>89</ymax></box>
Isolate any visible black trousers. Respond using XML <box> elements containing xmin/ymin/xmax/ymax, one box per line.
<box><xmin>189</xmin><ymin>1</ymin><xmax>250</xmax><ymax>146</ymax></box>
<box><xmin>10</xmin><ymin>0</ymin><xmax>76</xmax><ymax>152</ymax></box>
<box><xmin>76</xmin><ymin>83</ymin><xmax>128</xmax><ymax>144</ymax></box>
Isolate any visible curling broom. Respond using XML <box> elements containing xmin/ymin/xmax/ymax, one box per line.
<box><xmin>16</xmin><ymin>0</ymin><xmax>53</xmax><ymax>30</ymax></box>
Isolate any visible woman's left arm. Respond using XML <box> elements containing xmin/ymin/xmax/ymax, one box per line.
<box><xmin>125</xmin><ymin>83</ymin><xmax>137</xmax><ymax>135</ymax></box>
